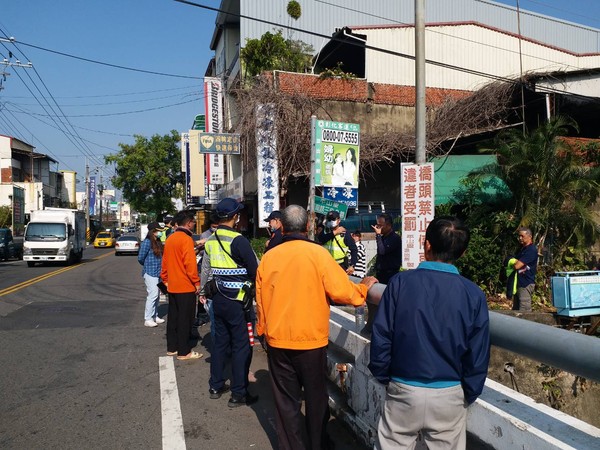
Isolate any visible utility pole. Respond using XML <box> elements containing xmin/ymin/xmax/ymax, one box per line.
<box><xmin>308</xmin><ymin>116</ymin><xmax>317</xmax><ymax>240</ymax></box>
<box><xmin>0</xmin><ymin>37</ymin><xmax>33</xmax><ymax>91</ymax></box>
<box><xmin>85</xmin><ymin>162</ymin><xmax>90</xmax><ymax>243</ymax></box>
<box><xmin>415</xmin><ymin>0</ymin><xmax>426</xmax><ymax>164</ymax></box>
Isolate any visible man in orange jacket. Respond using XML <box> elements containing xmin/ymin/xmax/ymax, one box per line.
<box><xmin>256</xmin><ymin>205</ymin><xmax>377</xmax><ymax>450</ymax></box>
<box><xmin>161</xmin><ymin>210</ymin><xmax>202</xmax><ymax>361</ymax></box>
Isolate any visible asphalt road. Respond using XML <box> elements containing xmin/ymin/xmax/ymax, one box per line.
<box><xmin>0</xmin><ymin>245</ymin><xmax>366</xmax><ymax>450</ymax></box>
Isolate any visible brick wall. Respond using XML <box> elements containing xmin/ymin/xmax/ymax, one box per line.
<box><xmin>1</xmin><ymin>167</ymin><xmax>12</xmax><ymax>183</ymax></box>
<box><xmin>272</xmin><ymin>71</ymin><xmax>471</xmax><ymax>106</ymax></box>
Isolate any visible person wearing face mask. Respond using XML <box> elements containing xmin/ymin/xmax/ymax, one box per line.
<box><xmin>200</xmin><ymin>198</ymin><xmax>259</xmax><ymax>407</ymax></box>
<box><xmin>138</xmin><ymin>221</ymin><xmax>166</xmax><ymax>327</ymax></box>
<box><xmin>194</xmin><ymin>213</ymin><xmax>219</xmax><ymax>329</ymax></box>
<box><xmin>317</xmin><ymin>210</ymin><xmax>358</xmax><ymax>275</ymax></box>
<box><xmin>264</xmin><ymin>210</ymin><xmax>283</xmax><ymax>252</ymax></box>
<box><xmin>159</xmin><ymin>215</ymin><xmax>175</xmax><ymax>242</ymax></box>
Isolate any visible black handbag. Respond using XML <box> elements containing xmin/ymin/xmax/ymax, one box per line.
<box><xmin>203</xmin><ymin>278</ymin><xmax>219</xmax><ymax>298</ymax></box>
<box><xmin>157</xmin><ymin>281</ymin><xmax>168</xmax><ymax>295</ymax></box>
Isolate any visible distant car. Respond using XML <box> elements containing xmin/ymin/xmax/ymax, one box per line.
<box><xmin>94</xmin><ymin>232</ymin><xmax>116</xmax><ymax>248</ymax></box>
<box><xmin>115</xmin><ymin>235</ymin><xmax>140</xmax><ymax>255</ymax></box>
<box><xmin>0</xmin><ymin>228</ymin><xmax>23</xmax><ymax>260</ymax></box>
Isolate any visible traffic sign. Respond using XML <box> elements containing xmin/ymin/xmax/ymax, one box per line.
<box><xmin>313</xmin><ymin>196</ymin><xmax>348</xmax><ymax>219</ymax></box>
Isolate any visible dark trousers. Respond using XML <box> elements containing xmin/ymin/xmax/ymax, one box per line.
<box><xmin>210</xmin><ymin>297</ymin><xmax>252</xmax><ymax>397</ymax></box>
<box><xmin>267</xmin><ymin>345</ymin><xmax>330</xmax><ymax>450</ymax></box>
<box><xmin>166</xmin><ymin>292</ymin><xmax>197</xmax><ymax>356</ymax></box>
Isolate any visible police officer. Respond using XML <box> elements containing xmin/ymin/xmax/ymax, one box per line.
<box><xmin>199</xmin><ymin>198</ymin><xmax>259</xmax><ymax>407</ymax></box>
<box><xmin>317</xmin><ymin>210</ymin><xmax>357</xmax><ymax>275</ymax></box>
<box><xmin>264</xmin><ymin>210</ymin><xmax>283</xmax><ymax>252</ymax></box>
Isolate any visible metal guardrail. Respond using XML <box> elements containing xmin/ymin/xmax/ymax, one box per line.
<box><xmin>361</xmin><ymin>281</ymin><xmax>600</xmax><ymax>383</ymax></box>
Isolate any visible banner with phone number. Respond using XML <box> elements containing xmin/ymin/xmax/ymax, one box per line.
<box><xmin>314</xmin><ymin>120</ymin><xmax>360</xmax><ymax>188</ymax></box>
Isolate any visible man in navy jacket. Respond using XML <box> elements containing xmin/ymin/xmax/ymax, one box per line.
<box><xmin>369</xmin><ymin>216</ymin><xmax>490</xmax><ymax>450</ymax></box>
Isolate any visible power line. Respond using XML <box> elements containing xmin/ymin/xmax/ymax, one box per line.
<box><xmin>4</xmin><ymin>96</ymin><xmax>202</xmax><ymax>118</ymax></box>
<box><xmin>13</xmin><ymin>40</ymin><xmax>203</xmax><ymax>80</ymax></box>
<box><xmin>1</xmin><ymin>35</ymin><xmax>108</xmax><ymax>167</ymax></box>
<box><xmin>6</xmin><ymin>90</ymin><xmax>202</xmax><ymax>107</ymax></box>
<box><xmin>1</xmin><ymin>107</ymin><xmax>75</xmax><ymax>171</ymax></box>
<box><xmin>2</xmin><ymin>83</ymin><xmax>203</xmax><ymax>99</ymax></box>
<box><xmin>0</xmin><ymin>109</ymin><xmax>26</xmax><ymax>141</ymax></box>
<box><xmin>3</xmin><ymin>102</ymin><xmax>123</xmax><ymax>153</ymax></box>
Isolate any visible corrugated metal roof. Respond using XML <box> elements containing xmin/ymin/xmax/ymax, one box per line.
<box><xmin>232</xmin><ymin>0</ymin><xmax>600</xmax><ymax>55</ymax></box>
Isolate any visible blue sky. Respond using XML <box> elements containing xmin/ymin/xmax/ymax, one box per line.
<box><xmin>494</xmin><ymin>0</ymin><xmax>600</xmax><ymax>29</ymax></box>
<box><xmin>1</xmin><ymin>0</ymin><xmax>599</xmax><ymax>191</ymax></box>
<box><xmin>1</xmin><ymin>0</ymin><xmax>218</xmax><ymax>187</ymax></box>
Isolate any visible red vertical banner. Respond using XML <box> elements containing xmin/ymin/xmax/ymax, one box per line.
<box><xmin>401</xmin><ymin>163</ymin><xmax>434</xmax><ymax>269</ymax></box>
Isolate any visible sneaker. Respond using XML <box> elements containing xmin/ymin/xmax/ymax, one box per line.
<box><xmin>209</xmin><ymin>384</ymin><xmax>230</xmax><ymax>399</ymax></box>
<box><xmin>155</xmin><ymin>317</ymin><xmax>165</xmax><ymax>324</ymax></box>
<box><xmin>228</xmin><ymin>393</ymin><xmax>258</xmax><ymax>408</ymax></box>
<box><xmin>144</xmin><ymin>320</ymin><xmax>158</xmax><ymax>327</ymax></box>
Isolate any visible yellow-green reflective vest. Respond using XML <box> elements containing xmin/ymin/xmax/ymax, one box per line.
<box><xmin>324</xmin><ymin>234</ymin><xmax>348</xmax><ymax>265</ymax></box>
<box><xmin>204</xmin><ymin>228</ymin><xmax>249</xmax><ymax>300</ymax></box>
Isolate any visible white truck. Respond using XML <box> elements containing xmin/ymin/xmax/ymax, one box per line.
<box><xmin>23</xmin><ymin>208</ymin><xmax>86</xmax><ymax>267</ymax></box>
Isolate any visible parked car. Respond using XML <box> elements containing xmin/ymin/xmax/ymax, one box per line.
<box><xmin>93</xmin><ymin>232</ymin><xmax>116</xmax><ymax>248</ymax></box>
<box><xmin>0</xmin><ymin>228</ymin><xmax>23</xmax><ymax>260</ymax></box>
<box><xmin>115</xmin><ymin>235</ymin><xmax>140</xmax><ymax>255</ymax></box>
<box><xmin>340</xmin><ymin>209</ymin><xmax>403</xmax><ymax>233</ymax></box>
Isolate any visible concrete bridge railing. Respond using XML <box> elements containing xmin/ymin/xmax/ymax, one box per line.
<box><xmin>326</xmin><ymin>292</ymin><xmax>600</xmax><ymax>449</ymax></box>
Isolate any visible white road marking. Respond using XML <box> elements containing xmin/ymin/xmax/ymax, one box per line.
<box><xmin>159</xmin><ymin>356</ymin><xmax>186</xmax><ymax>450</ymax></box>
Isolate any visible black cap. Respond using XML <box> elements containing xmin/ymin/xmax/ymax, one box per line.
<box><xmin>147</xmin><ymin>222</ymin><xmax>165</xmax><ymax>232</ymax></box>
<box><xmin>264</xmin><ymin>211</ymin><xmax>282</xmax><ymax>222</ymax></box>
<box><xmin>326</xmin><ymin>210</ymin><xmax>340</xmax><ymax>220</ymax></box>
<box><xmin>216</xmin><ymin>197</ymin><xmax>244</xmax><ymax>218</ymax></box>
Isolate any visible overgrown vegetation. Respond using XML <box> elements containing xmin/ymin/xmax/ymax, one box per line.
<box><xmin>240</xmin><ymin>30</ymin><xmax>314</xmax><ymax>78</ymax></box>
<box><xmin>318</xmin><ymin>62</ymin><xmax>356</xmax><ymax>81</ymax></box>
<box><xmin>446</xmin><ymin>116</ymin><xmax>600</xmax><ymax>306</ymax></box>
<box><xmin>286</xmin><ymin>1</ymin><xmax>301</xmax><ymax>20</ymax></box>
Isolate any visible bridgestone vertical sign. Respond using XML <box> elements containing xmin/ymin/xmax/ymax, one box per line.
<box><xmin>204</xmin><ymin>77</ymin><xmax>224</xmax><ymax>201</ymax></box>
<box><xmin>401</xmin><ymin>163</ymin><xmax>434</xmax><ymax>269</ymax></box>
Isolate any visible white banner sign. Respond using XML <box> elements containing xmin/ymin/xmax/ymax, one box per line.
<box><xmin>207</xmin><ymin>154</ymin><xmax>225</xmax><ymax>184</ymax></box>
<box><xmin>401</xmin><ymin>163</ymin><xmax>435</xmax><ymax>269</ymax></box>
<box><xmin>256</xmin><ymin>104</ymin><xmax>279</xmax><ymax>227</ymax></box>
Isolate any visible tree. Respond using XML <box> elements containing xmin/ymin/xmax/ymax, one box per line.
<box><xmin>472</xmin><ymin>116</ymin><xmax>600</xmax><ymax>267</ymax></box>
<box><xmin>0</xmin><ymin>206</ymin><xmax>11</xmax><ymax>228</ymax></box>
<box><xmin>240</xmin><ymin>30</ymin><xmax>314</xmax><ymax>78</ymax></box>
<box><xmin>105</xmin><ymin>131</ymin><xmax>183</xmax><ymax>214</ymax></box>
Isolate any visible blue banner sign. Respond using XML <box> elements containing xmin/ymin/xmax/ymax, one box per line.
<box><xmin>323</xmin><ymin>186</ymin><xmax>358</xmax><ymax>208</ymax></box>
